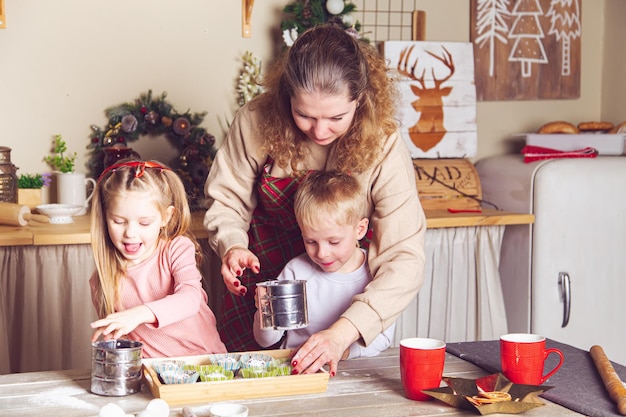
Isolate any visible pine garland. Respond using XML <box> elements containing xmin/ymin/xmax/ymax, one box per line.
<box><xmin>280</xmin><ymin>0</ymin><xmax>366</xmax><ymax>46</ymax></box>
<box><xmin>86</xmin><ymin>90</ymin><xmax>217</xmax><ymax>209</ymax></box>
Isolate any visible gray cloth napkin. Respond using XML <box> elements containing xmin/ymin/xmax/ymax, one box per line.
<box><xmin>446</xmin><ymin>339</ymin><xmax>626</xmax><ymax>417</ymax></box>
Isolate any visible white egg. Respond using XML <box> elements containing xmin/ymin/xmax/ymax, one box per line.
<box><xmin>145</xmin><ymin>398</ymin><xmax>170</xmax><ymax>417</ymax></box>
<box><xmin>99</xmin><ymin>403</ymin><xmax>126</xmax><ymax>417</ymax></box>
<box><xmin>136</xmin><ymin>411</ymin><xmax>157</xmax><ymax>417</ymax></box>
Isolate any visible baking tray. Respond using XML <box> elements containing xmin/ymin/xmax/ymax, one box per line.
<box><xmin>142</xmin><ymin>349</ymin><xmax>329</xmax><ymax>406</ymax></box>
<box><xmin>523</xmin><ymin>133</ymin><xmax>625</xmax><ymax>155</ymax></box>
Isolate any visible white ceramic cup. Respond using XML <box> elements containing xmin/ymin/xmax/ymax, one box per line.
<box><xmin>56</xmin><ymin>172</ymin><xmax>96</xmax><ymax>216</ymax></box>
<box><xmin>209</xmin><ymin>403</ymin><xmax>248</xmax><ymax>417</ymax></box>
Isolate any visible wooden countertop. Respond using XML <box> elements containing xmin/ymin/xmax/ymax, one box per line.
<box><xmin>0</xmin><ymin>209</ymin><xmax>533</xmax><ymax>247</ymax></box>
<box><xmin>0</xmin><ymin>348</ymin><xmax>580</xmax><ymax>417</ymax></box>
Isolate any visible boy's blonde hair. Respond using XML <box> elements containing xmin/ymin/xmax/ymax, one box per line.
<box><xmin>294</xmin><ymin>171</ymin><xmax>366</xmax><ymax>230</ymax></box>
<box><xmin>90</xmin><ymin>160</ymin><xmax>199</xmax><ymax>318</ymax></box>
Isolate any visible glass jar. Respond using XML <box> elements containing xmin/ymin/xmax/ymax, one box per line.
<box><xmin>0</xmin><ymin>146</ymin><xmax>18</xmax><ymax>203</ymax></box>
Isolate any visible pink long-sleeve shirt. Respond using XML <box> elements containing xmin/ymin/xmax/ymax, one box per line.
<box><xmin>91</xmin><ymin>236</ymin><xmax>226</xmax><ymax>358</ymax></box>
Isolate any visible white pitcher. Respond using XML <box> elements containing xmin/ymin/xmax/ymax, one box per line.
<box><xmin>56</xmin><ymin>172</ymin><xmax>96</xmax><ymax>216</ymax></box>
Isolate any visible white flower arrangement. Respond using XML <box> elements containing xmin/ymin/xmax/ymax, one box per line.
<box><xmin>237</xmin><ymin>51</ymin><xmax>263</xmax><ymax>107</ymax></box>
<box><xmin>282</xmin><ymin>26</ymin><xmax>299</xmax><ymax>47</ymax></box>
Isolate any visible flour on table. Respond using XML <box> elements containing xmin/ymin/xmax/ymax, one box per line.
<box><xmin>27</xmin><ymin>386</ymin><xmax>99</xmax><ymax>411</ymax></box>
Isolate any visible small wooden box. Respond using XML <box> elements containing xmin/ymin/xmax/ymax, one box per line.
<box><xmin>412</xmin><ymin>158</ymin><xmax>482</xmax><ymax>211</ymax></box>
<box><xmin>17</xmin><ymin>189</ymin><xmax>42</xmax><ymax>210</ymax></box>
<box><xmin>142</xmin><ymin>349</ymin><xmax>329</xmax><ymax>406</ymax></box>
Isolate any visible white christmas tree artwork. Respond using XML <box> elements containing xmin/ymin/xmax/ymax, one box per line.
<box><xmin>474</xmin><ymin>0</ymin><xmax>512</xmax><ymax>77</ymax></box>
<box><xmin>470</xmin><ymin>0</ymin><xmax>581</xmax><ymax>100</ymax></box>
<box><xmin>546</xmin><ymin>0</ymin><xmax>581</xmax><ymax>76</ymax></box>
<box><xmin>508</xmin><ymin>0</ymin><xmax>548</xmax><ymax>78</ymax></box>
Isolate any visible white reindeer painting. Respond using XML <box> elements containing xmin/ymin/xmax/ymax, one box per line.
<box><xmin>384</xmin><ymin>41</ymin><xmax>477</xmax><ymax>159</ymax></box>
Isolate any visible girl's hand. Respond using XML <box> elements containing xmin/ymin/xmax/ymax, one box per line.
<box><xmin>290</xmin><ymin>318</ymin><xmax>359</xmax><ymax>376</ymax></box>
<box><xmin>90</xmin><ymin>305</ymin><xmax>155</xmax><ymax>342</ymax></box>
<box><xmin>220</xmin><ymin>247</ymin><xmax>260</xmax><ymax>296</ymax></box>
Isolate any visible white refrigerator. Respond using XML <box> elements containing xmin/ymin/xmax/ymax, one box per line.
<box><xmin>476</xmin><ymin>155</ymin><xmax>626</xmax><ymax>365</ymax></box>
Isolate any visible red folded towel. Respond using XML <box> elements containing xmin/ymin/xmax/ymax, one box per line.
<box><xmin>521</xmin><ymin>145</ymin><xmax>598</xmax><ymax>163</ymax></box>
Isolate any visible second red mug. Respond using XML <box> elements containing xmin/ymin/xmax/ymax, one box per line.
<box><xmin>500</xmin><ymin>333</ymin><xmax>564</xmax><ymax>385</ymax></box>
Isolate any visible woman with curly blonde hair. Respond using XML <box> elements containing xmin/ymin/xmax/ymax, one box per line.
<box><xmin>204</xmin><ymin>24</ymin><xmax>425</xmax><ymax>376</ymax></box>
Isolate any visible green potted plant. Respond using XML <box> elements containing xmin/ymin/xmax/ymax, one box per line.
<box><xmin>44</xmin><ymin>134</ymin><xmax>77</xmax><ymax>173</ymax></box>
<box><xmin>17</xmin><ymin>172</ymin><xmax>51</xmax><ymax>209</ymax></box>
<box><xmin>43</xmin><ymin>134</ymin><xmax>95</xmax><ymax>215</ymax></box>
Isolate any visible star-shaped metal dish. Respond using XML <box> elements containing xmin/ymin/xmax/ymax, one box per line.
<box><xmin>421</xmin><ymin>373</ymin><xmax>553</xmax><ymax>415</ymax></box>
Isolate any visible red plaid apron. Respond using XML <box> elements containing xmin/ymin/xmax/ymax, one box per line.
<box><xmin>218</xmin><ymin>159</ymin><xmax>309</xmax><ymax>352</ymax></box>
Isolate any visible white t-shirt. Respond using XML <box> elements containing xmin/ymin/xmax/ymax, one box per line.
<box><xmin>253</xmin><ymin>249</ymin><xmax>395</xmax><ymax>359</ymax></box>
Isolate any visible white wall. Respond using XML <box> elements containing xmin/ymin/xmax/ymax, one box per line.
<box><xmin>0</xmin><ymin>0</ymin><xmax>614</xmax><ymax>201</ymax></box>
<box><xmin>0</xmin><ymin>0</ymin><xmax>286</xmax><ymax>182</ymax></box>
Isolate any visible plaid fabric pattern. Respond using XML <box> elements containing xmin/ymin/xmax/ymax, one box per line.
<box><xmin>218</xmin><ymin>161</ymin><xmax>308</xmax><ymax>352</ymax></box>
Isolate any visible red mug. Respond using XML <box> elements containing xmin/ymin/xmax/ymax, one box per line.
<box><xmin>500</xmin><ymin>333</ymin><xmax>564</xmax><ymax>385</ymax></box>
<box><xmin>399</xmin><ymin>338</ymin><xmax>446</xmax><ymax>401</ymax></box>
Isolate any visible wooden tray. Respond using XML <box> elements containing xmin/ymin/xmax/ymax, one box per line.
<box><xmin>142</xmin><ymin>349</ymin><xmax>329</xmax><ymax>406</ymax></box>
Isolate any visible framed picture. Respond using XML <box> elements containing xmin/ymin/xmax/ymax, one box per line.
<box><xmin>471</xmin><ymin>0</ymin><xmax>582</xmax><ymax>101</ymax></box>
<box><xmin>383</xmin><ymin>41</ymin><xmax>477</xmax><ymax>159</ymax></box>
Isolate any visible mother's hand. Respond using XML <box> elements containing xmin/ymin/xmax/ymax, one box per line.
<box><xmin>290</xmin><ymin>318</ymin><xmax>359</xmax><ymax>376</ymax></box>
<box><xmin>221</xmin><ymin>247</ymin><xmax>260</xmax><ymax>296</ymax></box>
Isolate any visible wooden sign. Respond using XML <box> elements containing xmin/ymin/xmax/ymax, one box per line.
<box><xmin>470</xmin><ymin>0</ymin><xmax>581</xmax><ymax>101</ymax></box>
<box><xmin>383</xmin><ymin>41</ymin><xmax>477</xmax><ymax>159</ymax></box>
<box><xmin>412</xmin><ymin>158</ymin><xmax>482</xmax><ymax>211</ymax></box>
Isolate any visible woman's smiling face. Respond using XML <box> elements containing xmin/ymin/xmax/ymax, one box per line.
<box><xmin>290</xmin><ymin>90</ymin><xmax>357</xmax><ymax>146</ymax></box>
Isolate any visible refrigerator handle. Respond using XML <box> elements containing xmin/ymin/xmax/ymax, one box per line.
<box><xmin>558</xmin><ymin>272</ymin><xmax>571</xmax><ymax>328</ymax></box>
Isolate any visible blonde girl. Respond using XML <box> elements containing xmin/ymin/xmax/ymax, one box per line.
<box><xmin>90</xmin><ymin>160</ymin><xmax>226</xmax><ymax>358</ymax></box>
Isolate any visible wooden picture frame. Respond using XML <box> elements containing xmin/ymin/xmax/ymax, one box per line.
<box><xmin>471</xmin><ymin>0</ymin><xmax>582</xmax><ymax>101</ymax></box>
<box><xmin>383</xmin><ymin>41</ymin><xmax>478</xmax><ymax>159</ymax></box>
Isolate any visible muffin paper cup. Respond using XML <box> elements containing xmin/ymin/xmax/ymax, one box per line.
<box><xmin>159</xmin><ymin>369</ymin><xmax>199</xmax><ymax>384</ymax></box>
<box><xmin>209</xmin><ymin>353</ymin><xmax>242</xmax><ymax>373</ymax></box>
<box><xmin>151</xmin><ymin>359</ymin><xmax>186</xmax><ymax>375</ymax></box>
<box><xmin>199</xmin><ymin>367</ymin><xmax>235</xmax><ymax>382</ymax></box>
<box><xmin>239</xmin><ymin>353</ymin><xmax>274</xmax><ymax>370</ymax></box>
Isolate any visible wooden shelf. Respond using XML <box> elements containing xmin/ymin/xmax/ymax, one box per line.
<box><xmin>0</xmin><ymin>209</ymin><xmax>533</xmax><ymax>247</ymax></box>
<box><xmin>425</xmin><ymin>209</ymin><xmax>534</xmax><ymax>229</ymax></box>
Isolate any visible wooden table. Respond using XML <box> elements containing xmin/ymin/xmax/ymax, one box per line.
<box><xmin>0</xmin><ymin>349</ymin><xmax>581</xmax><ymax>417</ymax></box>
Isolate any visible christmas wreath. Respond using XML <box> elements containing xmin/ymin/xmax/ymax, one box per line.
<box><xmin>86</xmin><ymin>90</ymin><xmax>217</xmax><ymax>209</ymax></box>
<box><xmin>280</xmin><ymin>0</ymin><xmax>367</xmax><ymax>46</ymax></box>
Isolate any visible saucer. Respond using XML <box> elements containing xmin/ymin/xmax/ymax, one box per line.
<box><xmin>36</xmin><ymin>204</ymin><xmax>84</xmax><ymax>224</ymax></box>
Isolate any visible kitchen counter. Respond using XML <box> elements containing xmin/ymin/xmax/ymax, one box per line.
<box><xmin>0</xmin><ymin>208</ymin><xmax>534</xmax><ymax>374</ymax></box>
<box><xmin>0</xmin><ymin>209</ymin><xmax>534</xmax><ymax>246</ymax></box>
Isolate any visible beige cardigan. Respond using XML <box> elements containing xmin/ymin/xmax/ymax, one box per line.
<box><xmin>204</xmin><ymin>102</ymin><xmax>426</xmax><ymax>345</ymax></box>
